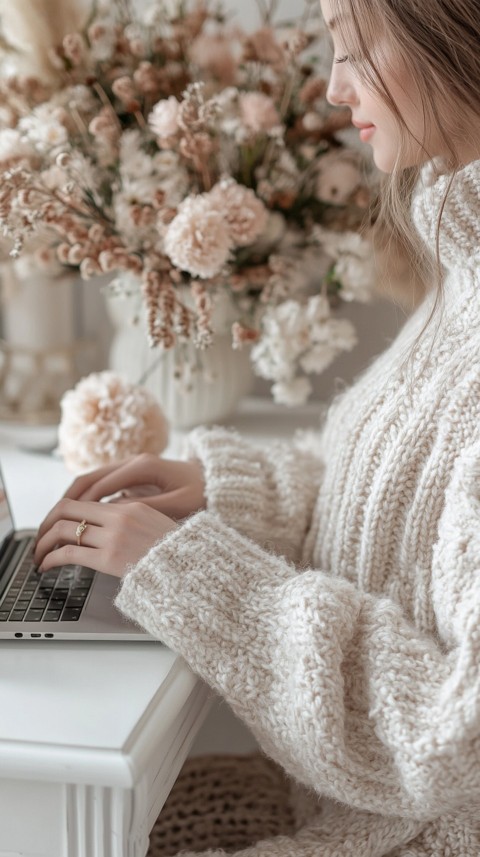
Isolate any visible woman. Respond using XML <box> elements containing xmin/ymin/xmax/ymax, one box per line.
<box><xmin>35</xmin><ymin>0</ymin><xmax>480</xmax><ymax>854</ymax></box>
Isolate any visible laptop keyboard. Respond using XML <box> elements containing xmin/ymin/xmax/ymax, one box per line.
<box><xmin>0</xmin><ymin>541</ymin><xmax>95</xmax><ymax>622</ymax></box>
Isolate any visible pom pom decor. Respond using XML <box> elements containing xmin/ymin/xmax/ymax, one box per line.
<box><xmin>58</xmin><ymin>371</ymin><xmax>169</xmax><ymax>473</ymax></box>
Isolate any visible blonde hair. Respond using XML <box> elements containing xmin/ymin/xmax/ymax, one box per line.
<box><xmin>328</xmin><ymin>0</ymin><xmax>480</xmax><ymax>375</ymax></box>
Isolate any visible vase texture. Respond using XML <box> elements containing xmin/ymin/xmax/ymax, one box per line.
<box><xmin>106</xmin><ymin>289</ymin><xmax>254</xmax><ymax>430</ymax></box>
<box><xmin>0</xmin><ymin>259</ymin><xmax>81</xmax><ymax>423</ymax></box>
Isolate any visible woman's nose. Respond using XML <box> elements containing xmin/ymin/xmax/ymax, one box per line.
<box><xmin>326</xmin><ymin>66</ymin><xmax>356</xmax><ymax>107</ymax></box>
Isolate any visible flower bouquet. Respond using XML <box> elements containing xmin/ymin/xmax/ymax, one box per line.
<box><xmin>0</xmin><ymin>0</ymin><xmax>378</xmax><ymax>406</ymax></box>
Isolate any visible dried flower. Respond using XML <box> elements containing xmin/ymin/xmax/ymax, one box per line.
<box><xmin>0</xmin><ymin>0</ymin><xmax>379</xmax><ymax>405</ymax></box>
<box><xmin>239</xmin><ymin>92</ymin><xmax>281</xmax><ymax>134</ymax></box>
<box><xmin>58</xmin><ymin>371</ymin><xmax>169</xmax><ymax>473</ymax></box>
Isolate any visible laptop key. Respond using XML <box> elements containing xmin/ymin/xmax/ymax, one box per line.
<box><xmin>10</xmin><ymin>610</ymin><xmax>27</xmax><ymax>621</ymax></box>
<box><xmin>0</xmin><ymin>611</ymin><xmax>10</xmax><ymax>621</ymax></box>
<box><xmin>31</xmin><ymin>598</ymin><xmax>49</xmax><ymax>609</ymax></box>
<box><xmin>25</xmin><ymin>610</ymin><xmax>45</xmax><ymax>622</ymax></box>
<box><xmin>65</xmin><ymin>599</ymin><xmax>87</xmax><ymax>610</ymax></box>
<box><xmin>52</xmin><ymin>588</ymin><xmax>69</xmax><ymax>598</ymax></box>
<box><xmin>38</xmin><ymin>585</ymin><xmax>54</xmax><ymax>595</ymax></box>
<box><xmin>61</xmin><ymin>608</ymin><xmax>82</xmax><ymax>621</ymax></box>
<box><xmin>44</xmin><ymin>610</ymin><xmax>61</xmax><ymax>621</ymax></box>
<box><xmin>70</xmin><ymin>587</ymin><xmax>91</xmax><ymax>598</ymax></box>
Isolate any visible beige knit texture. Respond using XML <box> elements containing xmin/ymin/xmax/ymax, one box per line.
<box><xmin>147</xmin><ymin>753</ymin><xmax>295</xmax><ymax>857</ymax></box>
<box><xmin>117</xmin><ymin>160</ymin><xmax>480</xmax><ymax>856</ymax></box>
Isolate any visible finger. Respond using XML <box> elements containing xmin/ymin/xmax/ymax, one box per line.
<box><xmin>68</xmin><ymin>455</ymin><xmax>168</xmax><ymax>502</ymax></box>
<box><xmin>124</xmin><ymin>489</ymin><xmax>195</xmax><ymax>520</ymax></box>
<box><xmin>63</xmin><ymin>463</ymin><xmax>124</xmax><ymax>500</ymax></box>
<box><xmin>39</xmin><ymin>544</ymin><xmax>119</xmax><ymax>577</ymax></box>
<box><xmin>35</xmin><ymin>519</ymin><xmax>103</xmax><ymax>567</ymax></box>
<box><xmin>36</xmin><ymin>498</ymin><xmax>113</xmax><ymax>543</ymax></box>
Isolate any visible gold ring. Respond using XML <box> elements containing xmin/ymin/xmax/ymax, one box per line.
<box><xmin>75</xmin><ymin>519</ymin><xmax>88</xmax><ymax>546</ymax></box>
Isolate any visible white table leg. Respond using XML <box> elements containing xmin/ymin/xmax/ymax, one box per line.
<box><xmin>0</xmin><ymin>780</ymin><xmax>148</xmax><ymax>857</ymax></box>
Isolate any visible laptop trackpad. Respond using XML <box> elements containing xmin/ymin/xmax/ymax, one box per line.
<box><xmin>85</xmin><ymin>571</ymin><xmax>122</xmax><ymax>619</ymax></box>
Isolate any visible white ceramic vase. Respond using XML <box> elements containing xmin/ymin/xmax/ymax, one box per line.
<box><xmin>0</xmin><ymin>258</ymin><xmax>79</xmax><ymax>423</ymax></box>
<box><xmin>106</xmin><ymin>288</ymin><xmax>254</xmax><ymax>430</ymax></box>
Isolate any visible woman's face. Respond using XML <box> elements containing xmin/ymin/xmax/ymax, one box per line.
<box><xmin>319</xmin><ymin>0</ymin><xmax>439</xmax><ymax>173</ymax></box>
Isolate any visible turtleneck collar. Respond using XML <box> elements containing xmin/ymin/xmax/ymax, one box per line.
<box><xmin>411</xmin><ymin>158</ymin><xmax>480</xmax><ymax>273</ymax></box>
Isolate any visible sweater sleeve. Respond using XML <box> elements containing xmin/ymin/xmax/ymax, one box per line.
<box><xmin>115</xmin><ymin>443</ymin><xmax>480</xmax><ymax>823</ymax></box>
<box><xmin>184</xmin><ymin>426</ymin><xmax>324</xmax><ymax>561</ymax></box>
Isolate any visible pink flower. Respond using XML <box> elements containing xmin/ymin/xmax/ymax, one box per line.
<box><xmin>209</xmin><ymin>178</ymin><xmax>268</xmax><ymax>246</ymax></box>
<box><xmin>239</xmin><ymin>92</ymin><xmax>281</xmax><ymax>134</ymax></box>
<box><xmin>148</xmin><ymin>97</ymin><xmax>180</xmax><ymax>139</ymax></box>
<box><xmin>164</xmin><ymin>194</ymin><xmax>232</xmax><ymax>279</ymax></box>
<box><xmin>58</xmin><ymin>371</ymin><xmax>169</xmax><ymax>473</ymax></box>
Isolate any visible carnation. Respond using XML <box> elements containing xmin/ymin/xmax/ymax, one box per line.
<box><xmin>163</xmin><ymin>195</ymin><xmax>232</xmax><ymax>278</ymax></box>
<box><xmin>209</xmin><ymin>179</ymin><xmax>268</xmax><ymax>247</ymax></box>
<box><xmin>58</xmin><ymin>371</ymin><xmax>169</xmax><ymax>473</ymax></box>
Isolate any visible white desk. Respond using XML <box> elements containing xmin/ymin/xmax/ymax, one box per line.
<box><xmin>0</xmin><ymin>397</ymin><xmax>321</xmax><ymax>857</ymax></box>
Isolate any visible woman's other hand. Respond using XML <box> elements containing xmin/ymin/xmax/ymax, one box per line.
<box><xmin>61</xmin><ymin>454</ymin><xmax>207</xmax><ymax>520</ymax></box>
<box><xmin>35</xmin><ymin>498</ymin><xmax>178</xmax><ymax>578</ymax></box>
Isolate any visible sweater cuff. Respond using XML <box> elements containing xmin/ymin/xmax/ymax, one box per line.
<box><xmin>184</xmin><ymin>427</ymin><xmax>271</xmax><ymax>530</ymax></box>
<box><xmin>115</xmin><ymin>509</ymin><xmax>296</xmax><ymax>667</ymax></box>
<box><xmin>183</xmin><ymin>426</ymin><xmax>323</xmax><ymax>556</ymax></box>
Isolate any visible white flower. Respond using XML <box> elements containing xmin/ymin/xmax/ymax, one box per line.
<box><xmin>54</xmin><ymin>84</ymin><xmax>96</xmax><ymax>113</ymax></box>
<box><xmin>164</xmin><ymin>194</ymin><xmax>232</xmax><ymax>278</ymax></box>
<box><xmin>250</xmin><ymin>334</ymin><xmax>292</xmax><ymax>381</ymax></box>
<box><xmin>251</xmin><ymin>294</ymin><xmax>357</xmax><ymax>405</ymax></box>
<box><xmin>315</xmin><ymin>228</ymin><xmax>375</xmax><ymax>302</ymax></box>
<box><xmin>300</xmin><ymin>342</ymin><xmax>338</xmax><ymax>374</ymax></box>
<box><xmin>0</xmin><ymin>128</ymin><xmax>34</xmax><ymax>164</ymax></box>
<box><xmin>148</xmin><ymin>96</ymin><xmax>180</xmax><ymax>139</ymax></box>
<box><xmin>326</xmin><ymin>318</ymin><xmax>358</xmax><ymax>350</ymax></box>
<box><xmin>209</xmin><ymin>178</ymin><xmax>268</xmax><ymax>247</ymax></box>
<box><xmin>41</xmin><ymin>164</ymin><xmax>69</xmax><ymax>191</ymax></box>
<box><xmin>152</xmin><ymin>150</ymin><xmax>180</xmax><ymax>172</ymax></box>
<box><xmin>58</xmin><ymin>371</ymin><xmax>169</xmax><ymax>473</ymax></box>
<box><xmin>119</xmin><ymin>130</ymin><xmax>155</xmax><ymax>180</ymax></box>
<box><xmin>272</xmin><ymin>377</ymin><xmax>313</xmax><ymax>406</ymax></box>
<box><xmin>19</xmin><ymin>104</ymin><xmax>69</xmax><ymax>151</ymax></box>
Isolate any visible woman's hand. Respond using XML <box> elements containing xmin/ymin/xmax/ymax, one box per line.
<box><xmin>34</xmin><ymin>497</ymin><xmax>178</xmax><ymax>578</ymax></box>
<box><xmin>61</xmin><ymin>454</ymin><xmax>207</xmax><ymax>520</ymax></box>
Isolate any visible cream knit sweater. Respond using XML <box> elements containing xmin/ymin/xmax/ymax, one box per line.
<box><xmin>116</xmin><ymin>159</ymin><xmax>480</xmax><ymax>857</ymax></box>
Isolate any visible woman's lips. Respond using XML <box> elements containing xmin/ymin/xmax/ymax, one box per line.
<box><xmin>353</xmin><ymin>121</ymin><xmax>376</xmax><ymax>143</ymax></box>
<box><xmin>359</xmin><ymin>125</ymin><xmax>375</xmax><ymax>142</ymax></box>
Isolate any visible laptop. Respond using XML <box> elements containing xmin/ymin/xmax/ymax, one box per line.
<box><xmin>0</xmin><ymin>463</ymin><xmax>152</xmax><ymax>641</ymax></box>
